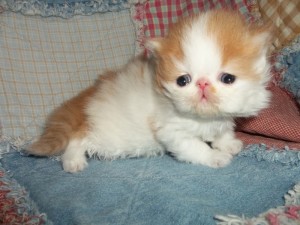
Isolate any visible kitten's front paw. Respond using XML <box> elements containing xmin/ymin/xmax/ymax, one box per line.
<box><xmin>62</xmin><ymin>157</ymin><xmax>88</xmax><ymax>173</ymax></box>
<box><xmin>205</xmin><ymin>151</ymin><xmax>233</xmax><ymax>168</ymax></box>
<box><xmin>213</xmin><ymin>139</ymin><xmax>243</xmax><ymax>156</ymax></box>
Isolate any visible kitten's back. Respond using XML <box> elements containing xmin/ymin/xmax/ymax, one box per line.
<box><xmin>27</xmin><ymin>57</ymin><xmax>159</xmax><ymax>157</ymax></box>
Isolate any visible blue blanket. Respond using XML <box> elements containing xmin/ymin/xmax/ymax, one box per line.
<box><xmin>1</xmin><ymin>145</ymin><xmax>300</xmax><ymax>225</ymax></box>
<box><xmin>1</xmin><ymin>0</ymin><xmax>131</xmax><ymax>18</ymax></box>
<box><xmin>0</xmin><ymin>2</ymin><xmax>299</xmax><ymax>224</ymax></box>
<box><xmin>276</xmin><ymin>35</ymin><xmax>300</xmax><ymax>104</ymax></box>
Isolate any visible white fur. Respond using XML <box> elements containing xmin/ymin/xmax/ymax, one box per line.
<box><xmin>61</xmin><ymin>13</ymin><xmax>271</xmax><ymax>173</ymax></box>
<box><xmin>85</xmin><ymin>60</ymin><xmax>165</xmax><ymax>159</ymax></box>
<box><xmin>61</xmin><ymin>58</ymin><xmax>246</xmax><ymax>172</ymax></box>
<box><xmin>160</xmin><ymin>15</ymin><xmax>271</xmax><ymax>117</ymax></box>
<box><xmin>183</xmin><ymin>15</ymin><xmax>223</xmax><ymax>80</ymax></box>
<box><xmin>62</xmin><ymin>139</ymin><xmax>88</xmax><ymax>173</ymax></box>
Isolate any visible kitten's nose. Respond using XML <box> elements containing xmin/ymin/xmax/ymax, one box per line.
<box><xmin>196</xmin><ymin>79</ymin><xmax>210</xmax><ymax>90</ymax></box>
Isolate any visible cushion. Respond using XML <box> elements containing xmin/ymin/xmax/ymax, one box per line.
<box><xmin>0</xmin><ymin>9</ymin><xmax>136</xmax><ymax>139</ymax></box>
<box><xmin>236</xmin><ymin>84</ymin><xmax>300</xmax><ymax>150</ymax></box>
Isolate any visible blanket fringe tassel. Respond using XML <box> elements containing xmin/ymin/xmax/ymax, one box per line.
<box><xmin>239</xmin><ymin>144</ymin><xmax>300</xmax><ymax>167</ymax></box>
<box><xmin>215</xmin><ymin>183</ymin><xmax>300</xmax><ymax>225</ymax></box>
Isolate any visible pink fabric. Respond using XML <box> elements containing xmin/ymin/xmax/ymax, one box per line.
<box><xmin>0</xmin><ymin>170</ymin><xmax>47</xmax><ymax>225</ymax></box>
<box><xmin>266</xmin><ymin>206</ymin><xmax>300</xmax><ymax>225</ymax></box>
<box><xmin>236</xmin><ymin>85</ymin><xmax>300</xmax><ymax>150</ymax></box>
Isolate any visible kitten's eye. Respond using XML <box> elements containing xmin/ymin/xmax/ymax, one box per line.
<box><xmin>220</xmin><ymin>73</ymin><xmax>236</xmax><ymax>84</ymax></box>
<box><xmin>176</xmin><ymin>74</ymin><xmax>192</xmax><ymax>87</ymax></box>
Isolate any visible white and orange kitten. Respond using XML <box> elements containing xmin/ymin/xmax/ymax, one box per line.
<box><xmin>28</xmin><ymin>10</ymin><xmax>272</xmax><ymax>173</ymax></box>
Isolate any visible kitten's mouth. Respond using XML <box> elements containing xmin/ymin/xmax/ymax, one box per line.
<box><xmin>199</xmin><ymin>90</ymin><xmax>209</xmax><ymax>103</ymax></box>
<box><xmin>200</xmin><ymin>94</ymin><xmax>208</xmax><ymax>102</ymax></box>
<box><xmin>189</xmin><ymin>90</ymin><xmax>219</xmax><ymax>115</ymax></box>
<box><xmin>196</xmin><ymin>90</ymin><xmax>219</xmax><ymax>109</ymax></box>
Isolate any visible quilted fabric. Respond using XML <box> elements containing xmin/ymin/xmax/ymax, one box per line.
<box><xmin>277</xmin><ymin>37</ymin><xmax>300</xmax><ymax>105</ymax></box>
<box><xmin>1</xmin><ymin>147</ymin><xmax>300</xmax><ymax>225</ymax></box>
<box><xmin>216</xmin><ymin>183</ymin><xmax>300</xmax><ymax>225</ymax></box>
<box><xmin>0</xmin><ymin>163</ymin><xmax>50</xmax><ymax>224</ymax></box>
<box><xmin>236</xmin><ymin>84</ymin><xmax>300</xmax><ymax>150</ymax></box>
<box><xmin>0</xmin><ymin>10</ymin><xmax>136</xmax><ymax>138</ymax></box>
<box><xmin>258</xmin><ymin>0</ymin><xmax>300</xmax><ymax>50</ymax></box>
<box><xmin>132</xmin><ymin>0</ymin><xmax>259</xmax><ymax>54</ymax></box>
<box><xmin>0</xmin><ymin>0</ymin><xmax>133</xmax><ymax>18</ymax></box>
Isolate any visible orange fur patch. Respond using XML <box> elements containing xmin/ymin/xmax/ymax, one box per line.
<box><xmin>29</xmin><ymin>83</ymin><xmax>98</xmax><ymax>156</ymax></box>
<box><xmin>152</xmin><ymin>16</ymin><xmax>195</xmax><ymax>89</ymax></box>
<box><xmin>153</xmin><ymin>10</ymin><xmax>272</xmax><ymax>85</ymax></box>
<box><xmin>206</xmin><ymin>10</ymin><xmax>271</xmax><ymax>80</ymax></box>
<box><xmin>96</xmin><ymin>70</ymin><xmax>118</xmax><ymax>84</ymax></box>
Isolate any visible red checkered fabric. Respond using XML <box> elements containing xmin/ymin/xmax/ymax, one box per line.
<box><xmin>144</xmin><ymin>0</ymin><xmax>256</xmax><ymax>38</ymax></box>
<box><xmin>132</xmin><ymin>0</ymin><xmax>300</xmax><ymax>150</ymax></box>
<box><xmin>133</xmin><ymin>0</ymin><xmax>260</xmax><ymax>53</ymax></box>
<box><xmin>236</xmin><ymin>85</ymin><xmax>300</xmax><ymax>150</ymax></box>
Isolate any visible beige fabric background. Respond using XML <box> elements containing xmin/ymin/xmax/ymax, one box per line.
<box><xmin>0</xmin><ymin>10</ymin><xmax>136</xmax><ymax>138</ymax></box>
<box><xmin>258</xmin><ymin>0</ymin><xmax>300</xmax><ymax>49</ymax></box>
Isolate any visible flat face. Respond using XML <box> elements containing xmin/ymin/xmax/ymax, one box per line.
<box><xmin>151</xmin><ymin>10</ymin><xmax>271</xmax><ymax>117</ymax></box>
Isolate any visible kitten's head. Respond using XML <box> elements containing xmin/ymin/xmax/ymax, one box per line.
<box><xmin>148</xmin><ymin>10</ymin><xmax>272</xmax><ymax>118</ymax></box>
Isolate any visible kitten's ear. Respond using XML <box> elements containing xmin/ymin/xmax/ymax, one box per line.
<box><xmin>145</xmin><ymin>38</ymin><xmax>163</xmax><ymax>56</ymax></box>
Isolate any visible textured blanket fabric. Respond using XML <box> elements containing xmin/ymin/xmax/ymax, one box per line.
<box><xmin>0</xmin><ymin>163</ymin><xmax>51</xmax><ymax>225</ymax></box>
<box><xmin>0</xmin><ymin>0</ymin><xmax>135</xmax><ymax>18</ymax></box>
<box><xmin>275</xmin><ymin>35</ymin><xmax>300</xmax><ymax>107</ymax></box>
<box><xmin>282</xmin><ymin>52</ymin><xmax>300</xmax><ymax>102</ymax></box>
<box><xmin>1</xmin><ymin>1</ymin><xmax>299</xmax><ymax>224</ymax></box>
<box><xmin>1</xmin><ymin>146</ymin><xmax>300</xmax><ymax>225</ymax></box>
<box><xmin>216</xmin><ymin>183</ymin><xmax>300</xmax><ymax>225</ymax></box>
<box><xmin>0</xmin><ymin>9</ymin><xmax>135</xmax><ymax>138</ymax></box>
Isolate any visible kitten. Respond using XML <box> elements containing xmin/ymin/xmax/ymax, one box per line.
<box><xmin>28</xmin><ymin>10</ymin><xmax>272</xmax><ymax>173</ymax></box>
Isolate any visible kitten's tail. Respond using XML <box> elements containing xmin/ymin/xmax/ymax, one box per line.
<box><xmin>27</xmin><ymin>110</ymin><xmax>81</xmax><ymax>156</ymax></box>
<box><xmin>27</xmin><ymin>85</ymin><xmax>97</xmax><ymax>156</ymax></box>
<box><xmin>27</xmin><ymin>110</ymin><xmax>77</xmax><ymax>156</ymax></box>
<box><xmin>28</xmin><ymin>126</ymin><xmax>70</xmax><ymax>156</ymax></box>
